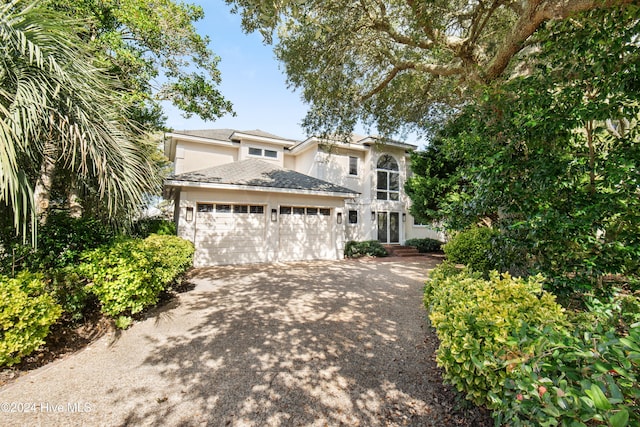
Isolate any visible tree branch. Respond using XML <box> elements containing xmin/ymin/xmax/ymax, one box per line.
<box><xmin>359</xmin><ymin>60</ymin><xmax>465</xmax><ymax>102</ymax></box>
<box><xmin>483</xmin><ymin>0</ymin><xmax>635</xmax><ymax>81</ymax></box>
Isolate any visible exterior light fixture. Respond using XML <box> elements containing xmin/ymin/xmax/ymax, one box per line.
<box><xmin>186</xmin><ymin>207</ymin><xmax>193</xmax><ymax>222</ymax></box>
<box><xmin>402</xmin><ymin>213</ymin><xmax>406</xmax><ymax>222</ymax></box>
<box><xmin>337</xmin><ymin>212</ymin><xmax>343</xmax><ymax>224</ymax></box>
<box><xmin>371</xmin><ymin>211</ymin><xmax>376</xmax><ymax>221</ymax></box>
<box><xmin>271</xmin><ymin>208</ymin><xmax>277</xmax><ymax>222</ymax></box>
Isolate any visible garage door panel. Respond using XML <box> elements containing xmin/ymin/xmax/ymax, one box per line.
<box><xmin>194</xmin><ymin>206</ymin><xmax>267</xmax><ymax>266</ymax></box>
<box><xmin>278</xmin><ymin>207</ymin><xmax>334</xmax><ymax>262</ymax></box>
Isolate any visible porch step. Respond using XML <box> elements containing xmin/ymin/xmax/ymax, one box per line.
<box><xmin>383</xmin><ymin>245</ymin><xmax>422</xmax><ymax>257</ymax></box>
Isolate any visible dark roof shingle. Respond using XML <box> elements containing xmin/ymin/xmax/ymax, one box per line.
<box><xmin>167</xmin><ymin>159</ymin><xmax>358</xmax><ymax>195</ymax></box>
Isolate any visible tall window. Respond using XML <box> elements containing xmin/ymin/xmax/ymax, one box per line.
<box><xmin>376</xmin><ymin>155</ymin><xmax>399</xmax><ymax>200</ymax></box>
<box><xmin>349</xmin><ymin>156</ymin><xmax>358</xmax><ymax>175</ymax></box>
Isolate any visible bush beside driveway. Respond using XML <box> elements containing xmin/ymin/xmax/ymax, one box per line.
<box><xmin>0</xmin><ymin>258</ymin><xmax>491</xmax><ymax>426</ymax></box>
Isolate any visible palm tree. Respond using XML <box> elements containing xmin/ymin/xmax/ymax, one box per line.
<box><xmin>0</xmin><ymin>0</ymin><xmax>161</xmax><ymax>238</ymax></box>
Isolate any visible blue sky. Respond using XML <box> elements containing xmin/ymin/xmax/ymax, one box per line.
<box><xmin>162</xmin><ymin>0</ymin><xmax>313</xmax><ymax>141</ymax></box>
<box><xmin>163</xmin><ymin>0</ymin><xmax>425</xmax><ymax>147</ymax></box>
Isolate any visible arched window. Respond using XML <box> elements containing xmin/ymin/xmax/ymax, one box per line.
<box><xmin>376</xmin><ymin>154</ymin><xmax>399</xmax><ymax>200</ymax></box>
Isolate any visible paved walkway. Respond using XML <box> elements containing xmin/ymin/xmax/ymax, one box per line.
<box><xmin>0</xmin><ymin>257</ymin><xmax>489</xmax><ymax>426</ymax></box>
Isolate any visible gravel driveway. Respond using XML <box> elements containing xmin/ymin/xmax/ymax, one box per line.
<box><xmin>0</xmin><ymin>257</ymin><xmax>491</xmax><ymax>426</ymax></box>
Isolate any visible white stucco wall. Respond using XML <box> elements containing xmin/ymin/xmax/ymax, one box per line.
<box><xmin>175</xmin><ymin>141</ymin><xmax>237</xmax><ymax>174</ymax></box>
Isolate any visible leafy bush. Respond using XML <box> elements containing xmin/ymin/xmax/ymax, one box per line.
<box><xmin>424</xmin><ymin>263</ymin><xmax>567</xmax><ymax>407</ymax></box>
<box><xmin>80</xmin><ymin>235</ymin><xmax>194</xmax><ymax>322</ymax></box>
<box><xmin>443</xmin><ymin>226</ymin><xmax>499</xmax><ymax>273</ymax></box>
<box><xmin>425</xmin><ymin>264</ymin><xmax>640</xmax><ymax>426</ymax></box>
<box><xmin>0</xmin><ymin>272</ymin><xmax>62</xmax><ymax>366</ymax></box>
<box><xmin>404</xmin><ymin>237</ymin><xmax>443</xmax><ymax>253</ymax></box>
<box><xmin>0</xmin><ymin>211</ymin><xmax>115</xmax><ymax>275</ymax></box>
<box><xmin>130</xmin><ymin>217</ymin><xmax>176</xmax><ymax>238</ymax></box>
<box><xmin>498</xmin><ymin>322</ymin><xmax>640</xmax><ymax>427</ymax></box>
<box><xmin>344</xmin><ymin>240</ymin><xmax>388</xmax><ymax>258</ymax></box>
<box><xmin>48</xmin><ymin>266</ymin><xmax>97</xmax><ymax>323</ymax></box>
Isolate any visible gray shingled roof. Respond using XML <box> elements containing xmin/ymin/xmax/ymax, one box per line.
<box><xmin>172</xmin><ymin>129</ymin><xmax>296</xmax><ymax>142</ymax></box>
<box><xmin>167</xmin><ymin>159</ymin><xmax>358</xmax><ymax>195</ymax></box>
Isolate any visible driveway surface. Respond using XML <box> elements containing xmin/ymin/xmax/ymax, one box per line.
<box><xmin>0</xmin><ymin>257</ymin><xmax>490</xmax><ymax>426</ymax></box>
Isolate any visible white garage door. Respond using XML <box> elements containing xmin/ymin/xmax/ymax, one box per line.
<box><xmin>194</xmin><ymin>203</ymin><xmax>267</xmax><ymax>266</ymax></box>
<box><xmin>278</xmin><ymin>206</ymin><xmax>334</xmax><ymax>262</ymax></box>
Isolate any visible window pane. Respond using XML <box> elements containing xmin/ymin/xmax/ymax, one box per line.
<box><xmin>377</xmin><ymin>154</ymin><xmax>398</xmax><ymax>171</ymax></box>
<box><xmin>377</xmin><ymin>171</ymin><xmax>388</xmax><ymax>190</ymax></box>
<box><xmin>348</xmin><ymin>210</ymin><xmax>358</xmax><ymax>224</ymax></box>
<box><xmin>377</xmin><ymin>191</ymin><xmax>387</xmax><ymax>200</ymax></box>
<box><xmin>390</xmin><ymin>193</ymin><xmax>399</xmax><ymax>201</ymax></box>
<box><xmin>293</xmin><ymin>207</ymin><xmax>305</xmax><ymax>215</ymax></box>
<box><xmin>248</xmin><ymin>147</ymin><xmax>262</xmax><ymax>156</ymax></box>
<box><xmin>234</xmin><ymin>205</ymin><xmax>248</xmax><ymax>213</ymax></box>
<box><xmin>216</xmin><ymin>204</ymin><xmax>231</xmax><ymax>213</ymax></box>
<box><xmin>264</xmin><ymin>149</ymin><xmax>278</xmax><ymax>158</ymax></box>
<box><xmin>197</xmin><ymin>203</ymin><xmax>213</xmax><ymax>212</ymax></box>
<box><xmin>250</xmin><ymin>205</ymin><xmax>264</xmax><ymax>214</ymax></box>
<box><xmin>349</xmin><ymin>156</ymin><xmax>358</xmax><ymax>175</ymax></box>
<box><xmin>390</xmin><ymin>172</ymin><xmax>399</xmax><ymax>191</ymax></box>
<box><xmin>306</xmin><ymin>207</ymin><xmax>318</xmax><ymax>215</ymax></box>
<box><xmin>319</xmin><ymin>208</ymin><xmax>330</xmax><ymax>216</ymax></box>
<box><xmin>280</xmin><ymin>206</ymin><xmax>291</xmax><ymax>215</ymax></box>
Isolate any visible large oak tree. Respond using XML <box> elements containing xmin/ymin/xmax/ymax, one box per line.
<box><xmin>227</xmin><ymin>0</ymin><xmax>635</xmax><ymax>136</ymax></box>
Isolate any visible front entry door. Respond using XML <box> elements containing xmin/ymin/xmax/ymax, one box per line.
<box><xmin>377</xmin><ymin>211</ymin><xmax>400</xmax><ymax>244</ymax></box>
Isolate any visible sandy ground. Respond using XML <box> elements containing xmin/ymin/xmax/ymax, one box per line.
<box><xmin>0</xmin><ymin>257</ymin><xmax>491</xmax><ymax>426</ymax></box>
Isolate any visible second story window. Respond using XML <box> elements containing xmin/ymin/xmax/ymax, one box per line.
<box><xmin>249</xmin><ymin>146</ymin><xmax>278</xmax><ymax>159</ymax></box>
<box><xmin>349</xmin><ymin>156</ymin><xmax>358</xmax><ymax>175</ymax></box>
<box><xmin>376</xmin><ymin>154</ymin><xmax>399</xmax><ymax>201</ymax></box>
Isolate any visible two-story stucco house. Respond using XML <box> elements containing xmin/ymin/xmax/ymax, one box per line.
<box><xmin>163</xmin><ymin>129</ymin><xmax>441</xmax><ymax>266</ymax></box>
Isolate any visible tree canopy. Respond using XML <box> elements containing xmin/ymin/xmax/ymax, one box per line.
<box><xmin>47</xmin><ymin>0</ymin><xmax>234</xmax><ymax>130</ymax></box>
<box><xmin>407</xmin><ymin>6</ymin><xmax>640</xmax><ymax>290</ymax></box>
<box><xmin>227</xmin><ymin>0</ymin><xmax>634</xmax><ymax>137</ymax></box>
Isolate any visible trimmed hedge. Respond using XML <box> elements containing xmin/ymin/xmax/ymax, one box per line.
<box><xmin>404</xmin><ymin>237</ymin><xmax>443</xmax><ymax>253</ymax></box>
<box><xmin>0</xmin><ymin>272</ymin><xmax>62</xmax><ymax>366</ymax></box>
<box><xmin>424</xmin><ymin>263</ymin><xmax>640</xmax><ymax>426</ymax></box>
<box><xmin>344</xmin><ymin>240</ymin><xmax>388</xmax><ymax>258</ymax></box>
<box><xmin>443</xmin><ymin>226</ymin><xmax>499</xmax><ymax>273</ymax></box>
<box><xmin>80</xmin><ymin>234</ymin><xmax>194</xmax><ymax>325</ymax></box>
<box><xmin>424</xmin><ymin>262</ymin><xmax>566</xmax><ymax>407</ymax></box>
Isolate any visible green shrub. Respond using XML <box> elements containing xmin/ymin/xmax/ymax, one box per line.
<box><xmin>30</xmin><ymin>211</ymin><xmax>115</xmax><ymax>271</ymax></box>
<box><xmin>0</xmin><ymin>211</ymin><xmax>115</xmax><ymax>275</ymax></box>
<box><xmin>498</xmin><ymin>321</ymin><xmax>640</xmax><ymax>427</ymax></box>
<box><xmin>80</xmin><ymin>235</ymin><xmax>194</xmax><ymax>323</ymax></box>
<box><xmin>130</xmin><ymin>217</ymin><xmax>176</xmax><ymax>238</ymax></box>
<box><xmin>344</xmin><ymin>240</ymin><xmax>388</xmax><ymax>258</ymax></box>
<box><xmin>424</xmin><ymin>263</ymin><xmax>567</xmax><ymax>407</ymax></box>
<box><xmin>404</xmin><ymin>237</ymin><xmax>443</xmax><ymax>253</ymax></box>
<box><xmin>425</xmin><ymin>264</ymin><xmax>640</xmax><ymax>426</ymax></box>
<box><xmin>0</xmin><ymin>272</ymin><xmax>62</xmax><ymax>366</ymax></box>
<box><xmin>443</xmin><ymin>226</ymin><xmax>499</xmax><ymax>273</ymax></box>
<box><xmin>142</xmin><ymin>234</ymin><xmax>195</xmax><ymax>285</ymax></box>
<box><xmin>48</xmin><ymin>266</ymin><xmax>96</xmax><ymax>323</ymax></box>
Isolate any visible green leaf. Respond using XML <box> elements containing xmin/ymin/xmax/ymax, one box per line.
<box><xmin>585</xmin><ymin>384</ymin><xmax>612</xmax><ymax>411</ymax></box>
<box><xmin>608</xmin><ymin>409</ymin><xmax>629</xmax><ymax>427</ymax></box>
<box><xmin>618</xmin><ymin>338</ymin><xmax>640</xmax><ymax>352</ymax></box>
